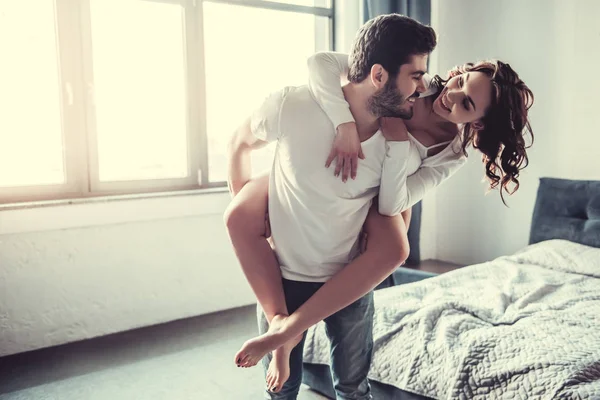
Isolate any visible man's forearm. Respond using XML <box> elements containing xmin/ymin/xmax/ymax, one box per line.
<box><xmin>279</xmin><ymin>208</ymin><xmax>410</xmax><ymax>340</ymax></box>
<box><xmin>283</xmin><ymin>226</ymin><xmax>408</xmax><ymax>339</ymax></box>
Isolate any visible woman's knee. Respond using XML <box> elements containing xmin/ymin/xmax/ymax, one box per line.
<box><xmin>224</xmin><ymin>201</ymin><xmax>268</xmax><ymax>240</ymax></box>
<box><xmin>223</xmin><ymin>201</ymin><xmax>252</xmax><ymax>233</ymax></box>
<box><xmin>223</xmin><ymin>177</ymin><xmax>269</xmax><ymax>236</ymax></box>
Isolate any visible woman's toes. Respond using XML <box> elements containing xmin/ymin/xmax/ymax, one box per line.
<box><xmin>234</xmin><ymin>351</ymin><xmax>243</xmax><ymax>366</ymax></box>
<box><xmin>272</xmin><ymin>382</ymin><xmax>281</xmax><ymax>393</ymax></box>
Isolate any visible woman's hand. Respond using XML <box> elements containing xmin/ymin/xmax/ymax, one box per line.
<box><xmin>326</xmin><ymin>122</ymin><xmax>365</xmax><ymax>182</ymax></box>
<box><xmin>380</xmin><ymin>117</ymin><xmax>409</xmax><ymax>142</ymax></box>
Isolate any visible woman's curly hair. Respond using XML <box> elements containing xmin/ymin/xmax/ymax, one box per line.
<box><xmin>432</xmin><ymin>61</ymin><xmax>534</xmax><ymax>205</ymax></box>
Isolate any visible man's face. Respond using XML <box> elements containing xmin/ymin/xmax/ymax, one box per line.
<box><xmin>368</xmin><ymin>54</ymin><xmax>428</xmax><ymax>119</ymax></box>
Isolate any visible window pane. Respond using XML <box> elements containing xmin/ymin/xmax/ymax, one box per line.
<box><xmin>0</xmin><ymin>1</ymin><xmax>65</xmax><ymax>187</ymax></box>
<box><xmin>90</xmin><ymin>0</ymin><xmax>188</xmax><ymax>182</ymax></box>
<box><xmin>204</xmin><ymin>3</ymin><xmax>330</xmax><ymax>182</ymax></box>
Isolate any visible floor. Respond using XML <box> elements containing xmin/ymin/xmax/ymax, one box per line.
<box><xmin>0</xmin><ymin>305</ymin><xmax>328</xmax><ymax>399</ymax></box>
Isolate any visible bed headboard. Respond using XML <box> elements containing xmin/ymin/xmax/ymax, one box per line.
<box><xmin>529</xmin><ymin>177</ymin><xmax>600</xmax><ymax>248</ymax></box>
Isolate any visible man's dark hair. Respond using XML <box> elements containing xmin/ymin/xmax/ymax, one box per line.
<box><xmin>348</xmin><ymin>14</ymin><xmax>437</xmax><ymax>83</ymax></box>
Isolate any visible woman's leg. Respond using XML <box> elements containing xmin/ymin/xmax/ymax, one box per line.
<box><xmin>235</xmin><ymin>202</ymin><xmax>412</xmax><ymax>366</ymax></box>
<box><xmin>224</xmin><ymin>174</ymin><xmax>287</xmax><ymax>321</ymax></box>
<box><xmin>223</xmin><ymin>174</ymin><xmax>302</xmax><ymax>392</ymax></box>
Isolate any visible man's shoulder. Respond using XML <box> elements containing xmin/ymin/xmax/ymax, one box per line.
<box><xmin>279</xmin><ymin>85</ymin><xmax>329</xmax><ymax>121</ymax></box>
<box><xmin>251</xmin><ymin>85</ymin><xmax>331</xmax><ymax>142</ymax></box>
<box><xmin>278</xmin><ymin>85</ymin><xmax>314</xmax><ymax>104</ymax></box>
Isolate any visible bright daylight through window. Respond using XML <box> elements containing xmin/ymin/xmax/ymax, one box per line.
<box><xmin>0</xmin><ymin>0</ymin><xmax>332</xmax><ymax>204</ymax></box>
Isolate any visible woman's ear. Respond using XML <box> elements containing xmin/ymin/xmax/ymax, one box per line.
<box><xmin>472</xmin><ymin>119</ymin><xmax>485</xmax><ymax>131</ymax></box>
<box><xmin>369</xmin><ymin>64</ymin><xmax>388</xmax><ymax>89</ymax></box>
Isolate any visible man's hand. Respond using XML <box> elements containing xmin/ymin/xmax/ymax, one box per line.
<box><xmin>325</xmin><ymin>122</ymin><xmax>365</xmax><ymax>182</ymax></box>
<box><xmin>380</xmin><ymin>117</ymin><xmax>409</xmax><ymax>142</ymax></box>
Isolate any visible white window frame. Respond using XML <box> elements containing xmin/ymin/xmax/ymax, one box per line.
<box><xmin>81</xmin><ymin>0</ymin><xmax>204</xmax><ymax>197</ymax></box>
<box><xmin>0</xmin><ymin>0</ymin><xmax>333</xmax><ymax>205</ymax></box>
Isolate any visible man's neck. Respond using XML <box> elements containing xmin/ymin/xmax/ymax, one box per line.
<box><xmin>342</xmin><ymin>83</ymin><xmax>380</xmax><ymax>139</ymax></box>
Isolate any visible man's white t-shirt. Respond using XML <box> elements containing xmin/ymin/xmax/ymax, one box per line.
<box><xmin>250</xmin><ymin>85</ymin><xmax>420</xmax><ymax>282</ymax></box>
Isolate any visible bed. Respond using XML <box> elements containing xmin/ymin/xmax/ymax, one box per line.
<box><xmin>302</xmin><ymin>177</ymin><xmax>600</xmax><ymax>399</ymax></box>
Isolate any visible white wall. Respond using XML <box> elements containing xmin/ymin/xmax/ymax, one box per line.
<box><xmin>556</xmin><ymin>0</ymin><xmax>600</xmax><ymax>178</ymax></box>
<box><xmin>0</xmin><ymin>193</ymin><xmax>256</xmax><ymax>357</ymax></box>
<box><xmin>426</xmin><ymin>0</ymin><xmax>600</xmax><ymax>265</ymax></box>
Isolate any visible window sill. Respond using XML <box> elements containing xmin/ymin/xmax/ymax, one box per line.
<box><xmin>0</xmin><ymin>186</ymin><xmax>230</xmax><ymax>211</ymax></box>
<box><xmin>0</xmin><ymin>187</ymin><xmax>232</xmax><ymax>235</ymax></box>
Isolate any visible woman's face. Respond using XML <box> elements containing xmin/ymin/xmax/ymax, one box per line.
<box><xmin>432</xmin><ymin>71</ymin><xmax>493</xmax><ymax>125</ymax></box>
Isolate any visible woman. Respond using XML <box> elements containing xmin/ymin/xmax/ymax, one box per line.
<box><xmin>225</xmin><ymin>51</ymin><xmax>534</xmax><ymax>392</ymax></box>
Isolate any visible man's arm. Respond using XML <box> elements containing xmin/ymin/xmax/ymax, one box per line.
<box><xmin>227</xmin><ymin>117</ymin><xmax>268</xmax><ymax>197</ymax></box>
<box><xmin>227</xmin><ymin>86</ymin><xmax>291</xmax><ymax>197</ymax></box>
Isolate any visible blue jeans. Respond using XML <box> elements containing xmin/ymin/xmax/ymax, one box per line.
<box><xmin>258</xmin><ymin>278</ymin><xmax>374</xmax><ymax>400</ymax></box>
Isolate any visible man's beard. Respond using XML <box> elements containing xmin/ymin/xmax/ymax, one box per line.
<box><xmin>368</xmin><ymin>78</ymin><xmax>416</xmax><ymax>119</ymax></box>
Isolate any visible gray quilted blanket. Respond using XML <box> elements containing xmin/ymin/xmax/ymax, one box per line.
<box><xmin>303</xmin><ymin>240</ymin><xmax>600</xmax><ymax>399</ymax></box>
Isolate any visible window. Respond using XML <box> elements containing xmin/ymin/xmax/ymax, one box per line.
<box><xmin>0</xmin><ymin>0</ymin><xmax>333</xmax><ymax>204</ymax></box>
<box><xmin>0</xmin><ymin>2</ymin><xmax>65</xmax><ymax>188</ymax></box>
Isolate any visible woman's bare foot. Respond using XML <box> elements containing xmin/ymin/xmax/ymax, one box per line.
<box><xmin>234</xmin><ymin>314</ymin><xmax>293</xmax><ymax>368</ymax></box>
<box><xmin>266</xmin><ymin>333</ymin><xmax>303</xmax><ymax>393</ymax></box>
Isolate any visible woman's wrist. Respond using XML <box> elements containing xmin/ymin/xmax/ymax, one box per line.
<box><xmin>336</xmin><ymin>121</ymin><xmax>357</xmax><ymax>135</ymax></box>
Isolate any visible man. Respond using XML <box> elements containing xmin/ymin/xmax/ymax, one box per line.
<box><xmin>227</xmin><ymin>14</ymin><xmax>437</xmax><ymax>399</ymax></box>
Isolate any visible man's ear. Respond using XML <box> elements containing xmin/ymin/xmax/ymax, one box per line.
<box><xmin>472</xmin><ymin>119</ymin><xmax>485</xmax><ymax>130</ymax></box>
<box><xmin>369</xmin><ymin>64</ymin><xmax>388</xmax><ymax>89</ymax></box>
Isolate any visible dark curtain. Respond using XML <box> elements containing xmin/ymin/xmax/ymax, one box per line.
<box><xmin>364</xmin><ymin>0</ymin><xmax>431</xmax><ymax>26</ymax></box>
<box><xmin>364</xmin><ymin>0</ymin><xmax>431</xmax><ymax>266</ymax></box>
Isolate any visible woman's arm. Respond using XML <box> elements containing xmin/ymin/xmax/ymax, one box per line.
<box><xmin>380</xmin><ymin>149</ymin><xmax>468</xmax><ymax>215</ymax></box>
<box><xmin>308</xmin><ymin>52</ymin><xmax>363</xmax><ymax>181</ymax></box>
<box><xmin>377</xmin><ymin>118</ymin><xmax>469</xmax><ymax>215</ymax></box>
<box><xmin>377</xmin><ymin>118</ymin><xmax>411</xmax><ymax>216</ymax></box>
<box><xmin>307</xmin><ymin>51</ymin><xmax>354</xmax><ymax>128</ymax></box>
